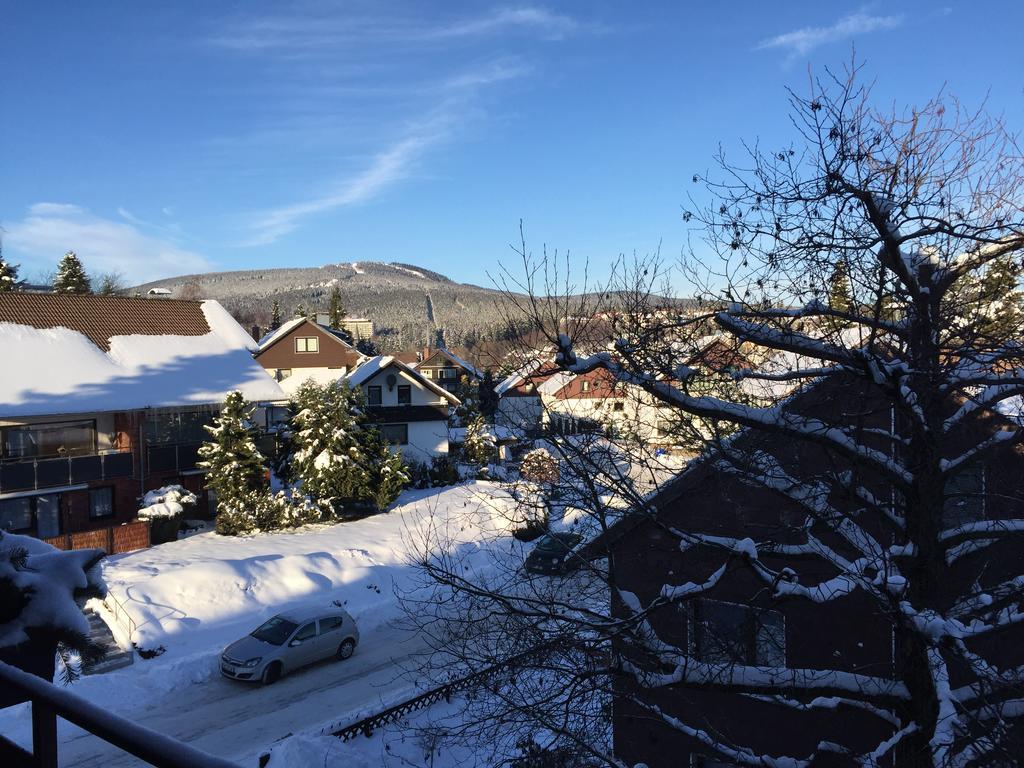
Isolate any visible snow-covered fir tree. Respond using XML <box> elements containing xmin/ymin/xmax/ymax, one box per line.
<box><xmin>289</xmin><ymin>380</ymin><xmax>366</xmax><ymax>513</ymax></box>
<box><xmin>0</xmin><ymin>533</ymin><xmax>106</xmax><ymax>684</ymax></box>
<box><xmin>408</xmin><ymin>72</ymin><xmax>1024</xmax><ymax>767</ymax></box>
<box><xmin>293</xmin><ymin>303</ymin><xmax>307</xmax><ymax>319</ymax></box>
<box><xmin>358</xmin><ymin>428</ymin><xmax>409</xmax><ymax>511</ymax></box>
<box><xmin>460</xmin><ymin>416</ymin><xmax>495</xmax><ymax>466</ymax></box>
<box><xmin>197</xmin><ymin>391</ymin><xmax>267</xmax><ymax>534</ymax></box>
<box><xmin>269</xmin><ymin>300</ymin><xmax>282</xmax><ymax>331</ymax></box>
<box><xmin>53</xmin><ymin>250</ymin><xmax>91</xmax><ymax>294</ymax></box>
<box><xmin>0</xmin><ymin>255</ymin><xmax>19</xmax><ymax>292</ymax></box>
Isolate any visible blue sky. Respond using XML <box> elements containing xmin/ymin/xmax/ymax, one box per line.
<box><xmin>2</xmin><ymin>2</ymin><xmax>1022</xmax><ymax>288</ymax></box>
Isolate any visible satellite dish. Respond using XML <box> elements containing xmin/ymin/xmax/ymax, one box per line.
<box><xmin>386</xmin><ymin>373</ymin><xmax>397</xmax><ymax>391</ymax></box>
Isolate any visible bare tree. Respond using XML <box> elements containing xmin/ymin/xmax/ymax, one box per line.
<box><xmin>405</xmin><ymin>66</ymin><xmax>1024</xmax><ymax>767</ymax></box>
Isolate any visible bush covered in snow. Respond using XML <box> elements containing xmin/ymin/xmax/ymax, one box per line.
<box><xmin>215</xmin><ymin>489</ymin><xmax>327</xmax><ymax>536</ymax></box>
<box><xmin>136</xmin><ymin>485</ymin><xmax>199</xmax><ymax>520</ymax></box>
<box><xmin>520</xmin><ymin>448</ymin><xmax>559</xmax><ymax>485</ymax></box>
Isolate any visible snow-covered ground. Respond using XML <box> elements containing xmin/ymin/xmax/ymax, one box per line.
<box><xmin>0</xmin><ymin>483</ymin><xmax>525</xmax><ymax>766</ymax></box>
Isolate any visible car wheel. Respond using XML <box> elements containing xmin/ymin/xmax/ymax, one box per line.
<box><xmin>337</xmin><ymin>639</ymin><xmax>356</xmax><ymax>660</ymax></box>
<box><xmin>262</xmin><ymin>662</ymin><xmax>282</xmax><ymax>685</ymax></box>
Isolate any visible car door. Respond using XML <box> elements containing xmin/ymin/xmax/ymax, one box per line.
<box><xmin>315</xmin><ymin>615</ymin><xmax>344</xmax><ymax>660</ymax></box>
<box><xmin>287</xmin><ymin>621</ymin><xmax>320</xmax><ymax>669</ymax></box>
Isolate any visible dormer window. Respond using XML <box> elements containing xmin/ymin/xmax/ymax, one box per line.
<box><xmin>295</xmin><ymin>337</ymin><xmax>319</xmax><ymax>353</ymax></box>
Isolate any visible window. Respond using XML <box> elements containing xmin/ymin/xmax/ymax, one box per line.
<box><xmin>581</xmin><ymin>380</ymin><xmax>591</xmax><ymax>392</ymax></box>
<box><xmin>293</xmin><ymin>622</ymin><xmax>317</xmax><ymax>642</ymax></box>
<box><xmin>89</xmin><ymin>487</ymin><xmax>114</xmax><ymax>519</ymax></box>
<box><xmin>397</xmin><ymin>385</ymin><xmax>411</xmax><ymax>405</ymax></box>
<box><xmin>276</xmin><ymin>369</ymin><xmax>292</xmax><ymax>381</ymax></box>
<box><xmin>145</xmin><ymin>411</ymin><xmax>216</xmax><ymax>445</ymax></box>
<box><xmin>295</xmin><ymin>336</ymin><xmax>319</xmax><ymax>353</ymax></box>
<box><xmin>2</xmin><ymin>420</ymin><xmax>96</xmax><ymax>459</ymax></box>
<box><xmin>613</xmin><ymin>402</ymin><xmax>625</xmax><ymax>412</ymax></box>
<box><xmin>441</xmin><ymin>368</ymin><xmax>456</xmax><ymax>380</ymax></box>
<box><xmin>319</xmin><ymin>616</ymin><xmax>344</xmax><ymax>633</ymax></box>
<box><xmin>687</xmin><ymin>599</ymin><xmax>785</xmax><ymax>666</ymax></box>
<box><xmin>379</xmin><ymin>424</ymin><xmax>408</xmax><ymax>445</ymax></box>
<box><xmin>943</xmin><ymin>464</ymin><xmax>985</xmax><ymax>527</ymax></box>
<box><xmin>421</xmin><ymin>369</ymin><xmax>432</xmax><ymax>379</ymax></box>
<box><xmin>0</xmin><ymin>495</ymin><xmax>62</xmax><ymax>537</ymax></box>
<box><xmin>367</xmin><ymin>386</ymin><xmax>382</xmax><ymax>406</ymax></box>
<box><xmin>0</xmin><ymin>498</ymin><xmax>33</xmax><ymax>532</ymax></box>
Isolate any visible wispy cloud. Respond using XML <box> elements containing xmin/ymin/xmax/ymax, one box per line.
<box><xmin>4</xmin><ymin>203</ymin><xmax>212</xmax><ymax>284</ymax></box>
<box><xmin>240</xmin><ymin>115</ymin><xmax>450</xmax><ymax>246</ymax></box>
<box><xmin>756</xmin><ymin>11</ymin><xmax>903</xmax><ymax>58</ymax></box>
<box><xmin>210</xmin><ymin>5</ymin><xmax>581</xmax><ymax>53</ymax></box>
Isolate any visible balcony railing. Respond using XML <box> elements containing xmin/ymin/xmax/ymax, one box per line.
<box><xmin>0</xmin><ymin>452</ymin><xmax>134</xmax><ymax>495</ymax></box>
<box><xmin>0</xmin><ymin>660</ymin><xmax>238</xmax><ymax>768</ymax></box>
<box><xmin>145</xmin><ymin>442</ymin><xmax>202</xmax><ymax>475</ymax></box>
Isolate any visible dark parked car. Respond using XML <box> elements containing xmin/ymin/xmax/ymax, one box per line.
<box><xmin>523</xmin><ymin>532</ymin><xmax>584</xmax><ymax>575</ymax></box>
<box><xmin>221</xmin><ymin>606</ymin><xmax>359</xmax><ymax>684</ymax></box>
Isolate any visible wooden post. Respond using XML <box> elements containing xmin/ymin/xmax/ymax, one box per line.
<box><xmin>31</xmin><ymin>700</ymin><xmax>58</xmax><ymax>768</ymax></box>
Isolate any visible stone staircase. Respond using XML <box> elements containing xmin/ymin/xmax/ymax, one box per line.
<box><xmin>83</xmin><ymin>609</ymin><xmax>134</xmax><ymax>675</ymax></box>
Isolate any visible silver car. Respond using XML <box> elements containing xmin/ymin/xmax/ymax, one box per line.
<box><xmin>220</xmin><ymin>606</ymin><xmax>359</xmax><ymax>684</ymax></box>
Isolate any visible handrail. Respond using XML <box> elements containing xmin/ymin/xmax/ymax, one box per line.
<box><xmin>0</xmin><ymin>661</ymin><xmax>239</xmax><ymax>768</ymax></box>
<box><xmin>103</xmin><ymin>591</ymin><xmax>138</xmax><ymax>643</ymax></box>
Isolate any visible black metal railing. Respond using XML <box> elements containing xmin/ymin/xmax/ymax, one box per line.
<box><xmin>0</xmin><ymin>661</ymin><xmax>239</xmax><ymax>768</ymax></box>
<box><xmin>0</xmin><ymin>452</ymin><xmax>133</xmax><ymax>494</ymax></box>
<box><xmin>145</xmin><ymin>442</ymin><xmax>202</xmax><ymax>474</ymax></box>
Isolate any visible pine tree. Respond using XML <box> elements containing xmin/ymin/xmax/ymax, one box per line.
<box><xmin>294</xmin><ymin>303</ymin><xmax>307</xmax><ymax>319</ymax></box>
<box><xmin>478</xmin><ymin>370</ymin><xmax>499</xmax><ymax>421</ymax></box>
<box><xmin>270</xmin><ymin>300</ymin><xmax>282</xmax><ymax>331</ymax></box>
<box><xmin>289</xmin><ymin>381</ymin><xmax>366</xmax><ymax>513</ymax></box>
<box><xmin>976</xmin><ymin>254</ymin><xmax>1024</xmax><ymax>339</ymax></box>
<box><xmin>197</xmin><ymin>391</ymin><xmax>267</xmax><ymax>533</ymax></box>
<box><xmin>826</xmin><ymin>259</ymin><xmax>853</xmax><ymax>314</ymax></box>
<box><xmin>358</xmin><ymin>428</ymin><xmax>409</xmax><ymax>511</ymax></box>
<box><xmin>461</xmin><ymin>416</ymin><xmax>495</xmax><ymax>466</ymax></box>
<box><xmin>328</xmin><ymin>286</ymin><xmax>346</xmax><ymax>329</ymax></box>
<box><xmin>0</xmin><ymin>257</ymin><xmax>19</xmax><ymax>292</ymax></box>
<box><xmin>53</xmin><ymin>251</ymin><xmax>92</xmax><ymax>294</ymax></box>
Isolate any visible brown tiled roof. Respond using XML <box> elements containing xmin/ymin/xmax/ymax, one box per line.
<box><xmin>0</xmin><ymin>294</ymin><xmax>210</xmax><ymax>350</ymax></box>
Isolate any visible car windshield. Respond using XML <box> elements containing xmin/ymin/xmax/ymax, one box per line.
<box><xmin>251</xmin><ymin>616</ymin><xmax>299</xmax><ymax>646</ymax></box>
<box><xmin>536</xmin><ymin>534</ymin><xmax>580</xmax><ymax>552</ymax></box>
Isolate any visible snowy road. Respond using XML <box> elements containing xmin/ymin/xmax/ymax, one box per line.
<box><xmin>39</xmin><ymin>627</ymin><xmax>430</xmax><ymax>767</ymax></box>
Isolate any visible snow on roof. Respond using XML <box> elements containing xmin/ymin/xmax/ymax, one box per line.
<box><xmin>0</xmin><ymin>300</ymin><xmax>285</xmax><ymax>417</ymax></box>
<box><xmin>432</xmin><ymin>347</ymin><xmax>483</xmax><ymax>379</ymax></box>
<box><xmin>537</xmin><ymin>371</ymin><xmax>575</xmax><ymax>396</ymax></box>
<box><xmin>256</xmin><ymin>317</ymin><xmax>305</xmax><ymax>349</ymax></box>
<box><xmin>346</xmin><ymin>355</ymin><xmax>460</xmax><ymax>404</ymax></box>
<box><xmin>496</xmin><ymin>359</ymin><xmax>544</xmax><ymax>397</ymax></box>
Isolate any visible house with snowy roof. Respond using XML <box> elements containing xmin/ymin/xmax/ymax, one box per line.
<box><xmin>0</xmin><ymin>294</ymin><xmax>284</xmax><ymax>549</ymax></box>
<box><xmin>254</xmin><ymin>317</ymin><xmax>364</xmax><ymax>396</ymax></box>
<box><xmin>415</xmin><ymin>346</ymin><xmax>483</xmax><ymax>394</ymax></box>
<box><xmin>345</xmin><ymin>356</ymin><xmax>460</xmax><ymax>463</ymax></box>
<box><xmin>494</xmin><ymin>359</ymin><xmax>553</xmax><ymax>433</ymax></box>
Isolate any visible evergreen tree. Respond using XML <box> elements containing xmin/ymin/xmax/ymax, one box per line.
<box><xmin>270</xmin><ymin>300</ymin><xmax>282</xmax><ymax>331</ymax></box>
<box><xmin>197</xmin><ymin>391</ymin><xmax>267</xmax><ymax>533</ymax></box>
<box><xmin>294</xmin><ymin>303</ymin><xmax>307</xmax><ymax>319</ymax></box>
<box><xmin>976</xmin><ymin>254</ymin><xmax>1024</xmax><ymax>339</ymax></box>
<box><xmin>478</xmin><ymin>370</ymin><xmax>499</xmax><ymax>421</ymax></box>
<box><xmin>826</xmin><ymin>259</ymin><xmax>853</xmax><ymax>314</ymax></box>
<box><xmin>355</xmin><ymin>338</ymin><xmax>380</xmax><ymax>356</ymax></box>
<box><xmin>358</xmin><ymin>428</ymin><xmax>409</xmax><ymax>511</ymax></box>
<box><xmin>460</xmin><ymin>416</ymin><xmax>495</xmax><ymax>466</ymax></box>
<box><xmin>0</xmin><ymin>256</ymin><xmax>19</xmax><ymax>292</ymax></box>
<box><xmin>290</xmin><ymin>381</ymin><xmax>366</xmax><ymax>513</ymax></box>
<box><xmin>53</xmin><ymin>251</ymin><xmax>92</xmax><ymax>294</ymax></box>
<box><xmin>328</xmin><ymin>286</ymin><xmax>346</xmax><ymax>329</ymax></box>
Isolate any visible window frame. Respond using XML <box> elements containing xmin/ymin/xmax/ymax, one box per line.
<box><xmin>397</xmin><ymin>385</ymin><xmax>412</xmax><ymax>405</ymax></box>
<box><xmin>294</xmin><ymin>336</ymin><xmax>319</xmax><ymax>354</ymax></box>
<box><xmin>379</xmin><ymin>424</ymin><xmax>408</xmax><ymax>445</ymax></box>
<box><xmin>2</xmin><ymin>419</ymin><xmax>98</xmax><ymax>460</ymax></box>
<box><xmin>367</xmin><ymin>386</ymin><xmax>383</xmax><ymax>406</ymax></box>
<box><xmin>687</xmin><ymin>598</ymin><xmax>785</xmax><ymax>667</ymax></box>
